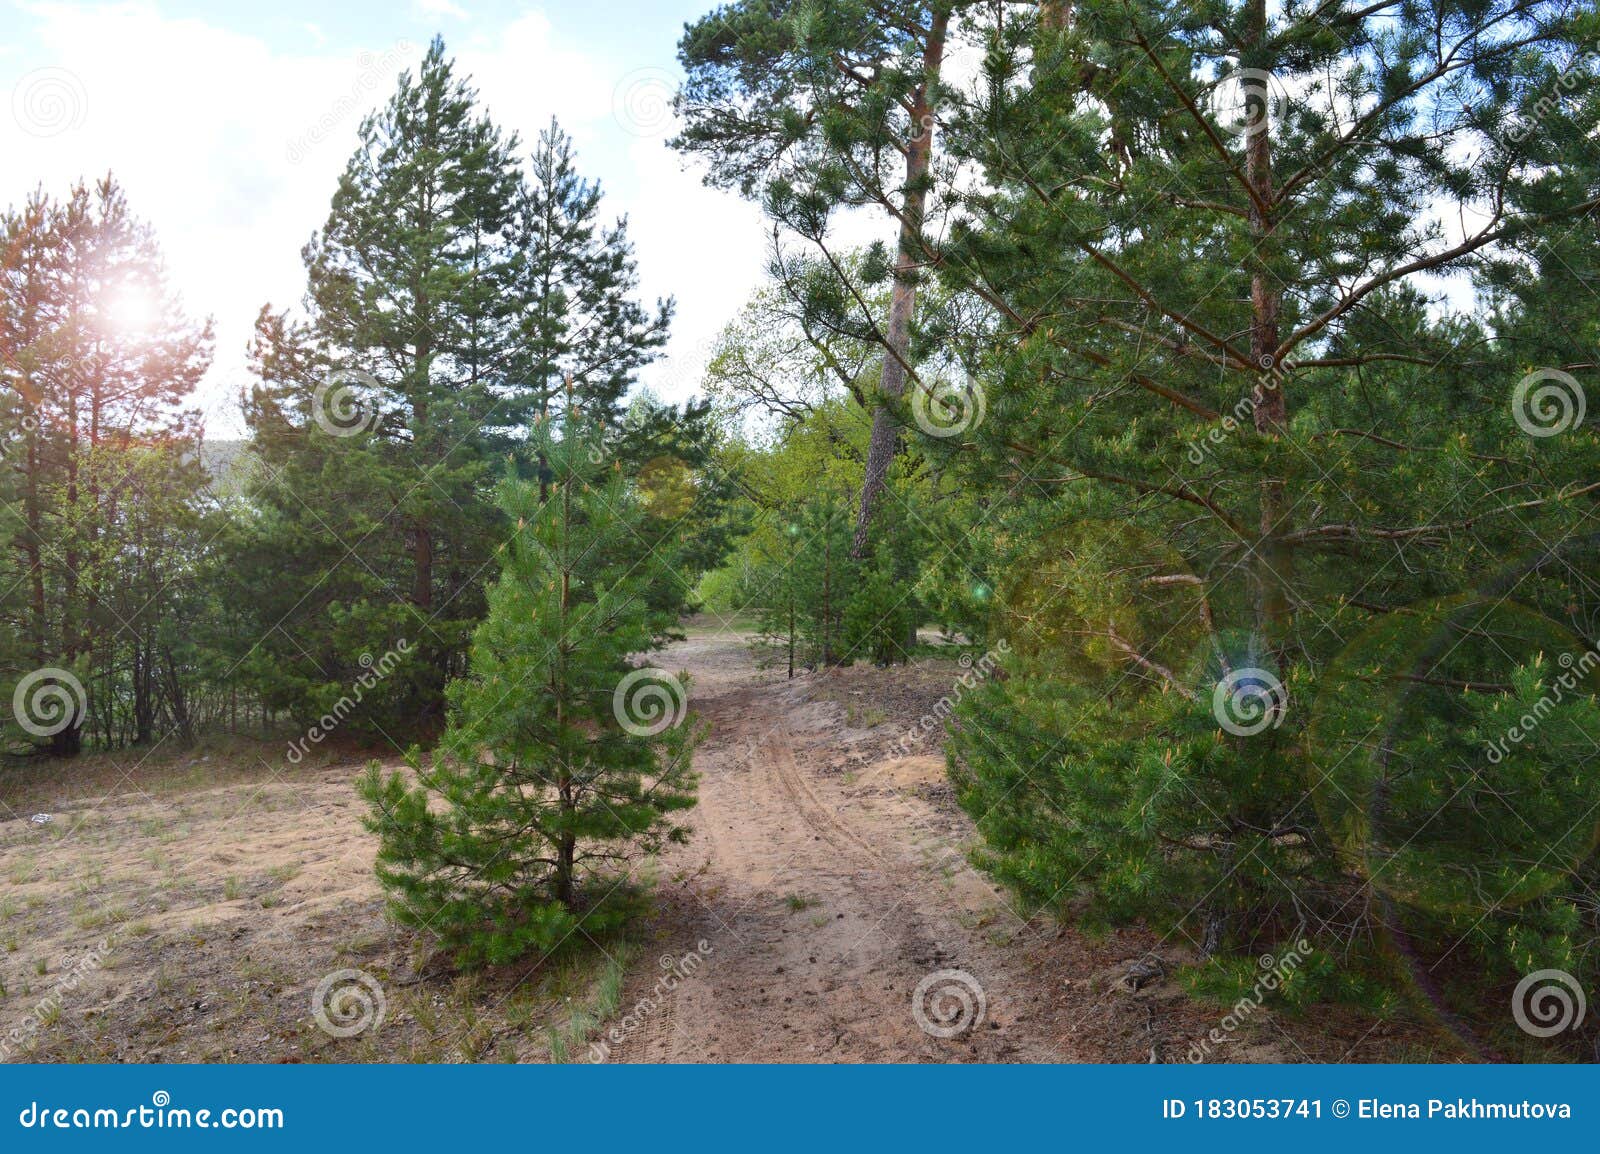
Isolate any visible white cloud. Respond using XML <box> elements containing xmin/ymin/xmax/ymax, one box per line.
<box><xmin>2</xmin><ymin>5</ymin><xmax>425</xmax><ymax>434</ymax></box>
<box><xmin>621</xmin><ymin>134</ymin><xmax>768</xmax><ymax>402</ymax></box>
<box><xmin>414</xmin><ymin>0</ymin><xmax>469</xmax><ymax>20</ymax></box>
<box><xmin>1</xmin><ymin>4</ymin><xmax>771</xmax><ymax>435</ymax></box>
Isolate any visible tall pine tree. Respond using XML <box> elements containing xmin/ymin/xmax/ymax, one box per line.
<box><xmin>929</xmin><ymin>0</ymin><xmax>1600</xmax><ymax>1044</ymax></box>
<box><xmin>674</xmin><ymin>0</ymin><xmax>973</xmax><ymax>555</ymax></box>
<box><xmin>501</xmin><ymin>120</ymin><xmax>673</xmax><ymax>443</ymax></box>
<box><xmin>240</xmin><ymin>47</ymin><xmax>676</xmax><ymax>735</ymax></box>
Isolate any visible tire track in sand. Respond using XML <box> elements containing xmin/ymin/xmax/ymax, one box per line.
<box><xmin>600</xmin><ymin>634</ymin><xmax>1091</xmax><ymax>1063</ymax></box>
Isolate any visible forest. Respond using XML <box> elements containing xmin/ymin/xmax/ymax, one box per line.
<box><xmin>3</xmin><ymin>0</ymin><xmax>1599</xmax><ymax>1065</ymax></box>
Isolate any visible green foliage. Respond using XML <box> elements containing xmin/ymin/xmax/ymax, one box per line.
<box><xmin>841</xmin><ymin>488</ymin><xmax>925</xmax><ymax>665</ymax></box>
<box><xmin>504</xmin><ymin>121</ymin><xmax>673</xmax><ymax>434</ymax></box>
<box><xmin>5</xmin><ymin>0</ymin><xmax>1598</xmax><ymax>1063</ymax></box>
<box><xmin>239</xmin><ymin>38</ymin><xmax>522</xmax><ymax>733</ymax></box>
<box><xmin>237</xmin><ymin>41</ymin><xmax>677</xmax><ymax>737</ymax></box>
<box><xmin>610</xmin><ymin>393</ymin><xmax>746</xmax><ymax>623</ymax></box>
<box><xmin>360</xmin><ymin>416</ymin><xmax>699</xmax><ymax>967</ymax></box>
<box><xmin>750</xmin><ymin>492</ymin><xmax>856</xmax><ymax>674</ymax></box>
<box><xmin>911</xmin><ymin>0</ymin><xmax>1600</xmax><ymax>1053</ymax></box>
<box><xmin>0</xmin><ymin>177</ymin><xmax>215</xmax><ymax>754</ymax></box>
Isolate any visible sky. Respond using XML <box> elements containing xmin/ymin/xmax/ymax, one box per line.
<box><xmin>0</xmin><ymin>0</ymin><xmax>787</xmax><ymax>437</ymax></box>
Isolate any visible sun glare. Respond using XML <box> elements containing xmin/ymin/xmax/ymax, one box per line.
<box><xmin>103</xmin><ymin>285</ymin><xmax>158</xmax><ymax>334</ymax></box>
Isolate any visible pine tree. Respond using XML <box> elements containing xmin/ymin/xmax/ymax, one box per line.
<box><xmin>0</xmin><ymin>178</ymin><xmax>212</xmax><ymax>754</ymax></box>
<box><xmin>752</xmin><ymin>491</ymin><xmax>855</xmax><ymax>672</ymax></box>
<box><xmin>923</xmin><ymin>0</ymin><xmax>1600</xmax><ymax>1035</ymax></box>
<box><xmin>841</xmin><ymin>481</ymin><xmax>923</xmax><ymax>665</ymax></box>
<box><xmin>609</xmin><ymin>393</ymin><xmax>746</xmax><ymax>624</ymax></box>
<box><xmin>235</xmin><ymin>308</ymin><xmax>423</xmax><ymax>735</ymax></box>
<box><xmin>502</xmin><ymin>121</ymin><xmax>673</xmax><ymax>442</ymax></box>
<box><xmin>360</xmin><ymin>414</ymin><xmax>700</xmax><ymax>966</ymax></box>
<box><xmin>674</xmin><ymin>0</ymin><xmax>974</xmax><ymax>555</ymax></box>
<box><xmin>240</xmin><ymin>58</ymin><xmax>676</xmax><ymax>735</ymax></box>
<box><xmin>242</xmin><ymin>37</ymin><xmax>521</xmax><ymax>730</ymax></box>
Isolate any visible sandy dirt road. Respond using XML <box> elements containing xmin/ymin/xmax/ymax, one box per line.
<box><xmin>601</xmin><ymin>632</ymin><xmax>1197</xmax><ymax>1063</ymax></box>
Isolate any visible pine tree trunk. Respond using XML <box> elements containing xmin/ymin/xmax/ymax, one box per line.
<box><xmin>411</xmin><ymin>378</ymin><xmax>434</xmax><ymax>613</ymax></box>
<box><xmin>1040</xmin><ymin>0</ymin><xmax>1070</xmax><ymax>30</ymax></box>
<box><xmin>64</xmin><ymin>392</ymin><xmax>79</xmax><ymax>663</ymax></box>
<box><xmin>135</xmin><ymin>640</ymin><xmax>153</xmax><ymax>746</ymax></box>
<box><xmin>412</xmin><ymin>326</ymin><xmax>440</xmax><ymax>722</ymax></box>
<box><xmin>553</xmin><ymin>474</ymin><xmax>576</xmax><ymax>910</ymax></box>
<box><xmin>822</xmin><ymin>516</ymin><xmax>838</xmax><ymax>665</ymax></box>
<box><xmin>165</xmin><ymin>648</ymin><xmax>193</xmax><ymax>747</ymax></box>
<box><xmin>851</xmin><ymin>7</ymin><xmax>950</xmax><ymax>559</ymax></box>
<box><xmin>24</xmin><ymin>418</ymin><xmax>45</xmax><ymax>668</ymax></box>
<box><xmin>49</xmin><ymin>723</ymin><xmax>82</xmax><ymax>758</ymax></box>
<box><xmin>1244</xmin><ymin>0</ymin><xmax>1289</xmax><ymax>647</ymax></box>
<box><xmin>555</xmin><ymin>831</ymin><xmax>576</xmax><ymax>907</ymax></box>
<box><xmin>412</xmin><ymin>523</ymin><xmax>433</xmax><ymax>609</ymax></box>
